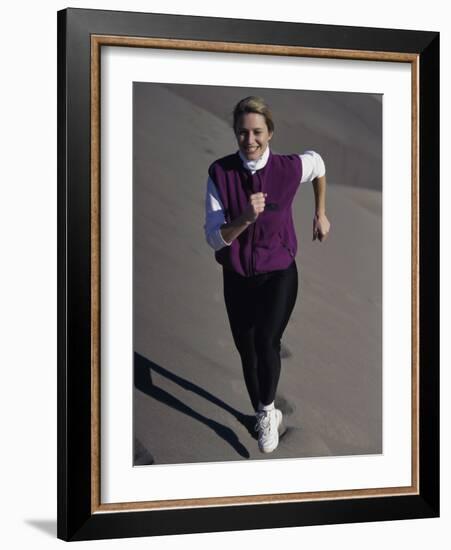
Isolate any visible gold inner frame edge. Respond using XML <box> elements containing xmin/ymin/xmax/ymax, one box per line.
<box><xmin>90</xmin><ymin>35</ymin><xmax>420</xmax><ymax>514</ymax></box>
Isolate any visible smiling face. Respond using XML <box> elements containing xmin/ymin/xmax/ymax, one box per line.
<box><xmin>235</xmin><ymin>112</ymin><xmax>273</xmax><ymax>161</ymax></box>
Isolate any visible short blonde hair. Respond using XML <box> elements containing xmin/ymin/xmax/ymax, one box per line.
<box><xmin>233</xmin><ymin>96</ymin><xmax>275</xmax><ymax>134</ymax></box>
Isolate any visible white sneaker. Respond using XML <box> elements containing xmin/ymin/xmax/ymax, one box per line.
<box><xmin>255</xmin><ymin>409</ymin><xmax>283</xmax><ymax>453</ymax></box>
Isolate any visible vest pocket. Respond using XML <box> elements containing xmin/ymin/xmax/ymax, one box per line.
<box><xmin>279</xmin><ymin>232</ymin><xmax>295</xmax><ymax>257</ymax></box>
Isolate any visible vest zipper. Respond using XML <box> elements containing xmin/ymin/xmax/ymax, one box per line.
<box><xmin>249</xmin><ymin>171</ymin><xmax>263</xmax><ymax>276</ymax></box>
<box><xmin>251</xmin><ymin>223</ymin><xmax>256</xmax><ymax>275</ymax></box>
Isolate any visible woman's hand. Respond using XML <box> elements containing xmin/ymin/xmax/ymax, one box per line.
<box><xmin>313</xmin><ymin>213</ymin><xmax>331</xmax><ymax>242</ymax></box>
<box><xmin>220</xmin><ymin>192</ymin><xmax>267</xmax><ymax>244</ymax></box>
<box><xmin>242</xmin><ymin>192</ymin><xmax>267</xmax><ymax>224</ymax></box>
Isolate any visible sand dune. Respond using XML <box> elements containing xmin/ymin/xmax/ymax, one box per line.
<box><xmin>163</xmin><ymin>83</ymin><xmax>382</xmax><ymax>191</ymax></box>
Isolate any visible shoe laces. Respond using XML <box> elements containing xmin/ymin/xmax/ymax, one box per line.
<box><xmin>254</xmin><ymin>411</ymin><xmax>272</xmax><ymax>434</ymax></box>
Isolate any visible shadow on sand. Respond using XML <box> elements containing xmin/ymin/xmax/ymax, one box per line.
<box><xmin>134</xmin><ymin>352</ymin><xmax>258</xmax><ymax>462</ymax></box>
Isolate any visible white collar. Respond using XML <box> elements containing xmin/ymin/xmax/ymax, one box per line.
<box><xmin>238</xmin><ymin>145</ymin><xmax>270</xmax><ymax>172</ymax></box>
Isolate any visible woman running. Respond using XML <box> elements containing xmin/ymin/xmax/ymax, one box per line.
<box><xmin>204</xmin><ymin>96</ymin><xmax>331</xmax><ymax>453</ymax></box>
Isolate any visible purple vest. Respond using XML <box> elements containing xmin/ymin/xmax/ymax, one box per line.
<box><xmin>209</xmin><ymin>150</ymin><xmax>302</xmax><ymax>277</ymax></box>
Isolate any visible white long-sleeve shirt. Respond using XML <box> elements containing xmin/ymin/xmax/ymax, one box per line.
<box><xmin>204</xmin><ymin>148</ymin><xmax>326</xmax><ymax>251</ymax></box>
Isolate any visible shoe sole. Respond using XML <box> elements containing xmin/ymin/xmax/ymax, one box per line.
<box><xmin>259</xmin><ymin>434</ymin><xmax>278</xmax><ymax>453</ymax></box>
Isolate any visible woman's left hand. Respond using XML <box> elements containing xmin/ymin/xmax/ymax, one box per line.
<box><xmin>313</xmin><ymin>213</ymin><xmax>331</xmax><ymax>242</ymax></box>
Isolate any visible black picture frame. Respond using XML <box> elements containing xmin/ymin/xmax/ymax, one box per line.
<box><xmin>57</xmin><ymin>7</ymin><xmax>439</xmax><ymax>541</ymax></box>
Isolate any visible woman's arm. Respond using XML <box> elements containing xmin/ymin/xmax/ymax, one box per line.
<box><xmin>219</xmin><ymin>215</ymin><xmax>251</xmax><ymax>244</ymax></box>
<box><xmin>204</xmin><ymin>177</ymin><xmax>231</xmax><ymax>250</ymax></box>
<box><xmin>204</xmin><ymin>177</ymin><xmax>265</xmax><ymax>249</ymax></box>
<box><xmin>220</xmin><ymin>192</ymin><xmax>266</xmax><ymax>244</ymax></box>
<box><xmin>312</xmin><ymin>174</ymin><xmax>331</xmax><ymax>242</ymax></box>
<box><xmin>298</xmin><ymin>151</ymin><xmax>330</xmax><ymax>242</ymax></box>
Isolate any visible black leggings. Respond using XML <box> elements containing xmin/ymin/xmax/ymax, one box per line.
<box><xmin>222</xmin><ymin>261</ymin><xmax>299</xmax><ymax>412</ymax></box>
